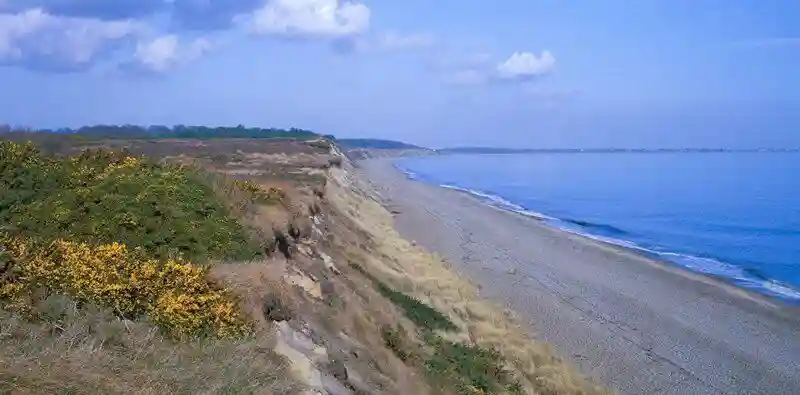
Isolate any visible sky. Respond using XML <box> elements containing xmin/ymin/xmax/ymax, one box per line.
<box><xmin>0</xmin><ymin>0</ymin><xmax>799</xmax><ymax>148</ymax></box>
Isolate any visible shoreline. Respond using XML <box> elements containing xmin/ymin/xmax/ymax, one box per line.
<box><xmin>389</xmin><ymin>158</ymin><xmax>800</xmax><ymax>315</ymax></box>
<box><xmin>392</xmin><ymin>159</ymin><xmax>800</xmax><ymax>305</ymax></box>
<box><xmin>356</xmin><ymin>157</ymin><xmax>800</xmax><ymax>395</ymax></box>
<box><xmin>458</xmin><ymin>187</ymin><xmax>797</xmax><ymax>312</ymax></box>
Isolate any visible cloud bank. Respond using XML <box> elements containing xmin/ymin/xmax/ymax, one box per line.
<box><xmin>0</xmin><ymin>0</ymin><xmax>376</xmax><ymax>72</ymax></box>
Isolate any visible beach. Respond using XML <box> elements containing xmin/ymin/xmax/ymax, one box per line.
<box><xmin>357</xmin><ymin>158</ymin><xmax>800</xmax><ymax>395</ymax></box>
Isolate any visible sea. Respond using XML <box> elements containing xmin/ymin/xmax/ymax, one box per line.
<box><xmin>394</xmin><ymin>152</ymin><xmax>800</xmax><ymax>302</ymax></box>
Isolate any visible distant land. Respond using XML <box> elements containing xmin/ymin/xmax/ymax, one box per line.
<box><xmin>334</xmin><ymin>139</ymin><xmax>799</xmax><ymax>155</ymax></box>
<box><xmin>335</xmin><ymin>138</ymin><xmax>429</xmax><ymax>150</ymax></box>
<box><xmin>0</xmin><ymin>124</ymin><xmax>325</xmax><ymax>141</ymax></box>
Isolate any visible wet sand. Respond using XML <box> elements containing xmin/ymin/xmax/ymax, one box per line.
<box><xmin>358</xmin><ymin>158</ymin><xmax>800</xmax><ymax>395</ymax></box>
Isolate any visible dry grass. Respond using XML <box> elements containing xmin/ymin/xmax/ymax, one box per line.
<box><xmin>325</xmin><ymin>165</ymin><xmax>609</xmax><ymax>395</ymax></box>
<box><xmin>0</xmin><ymin>294</ymin><xmax>301</xmax><ymax>395</ymax></box>
<box><xmin>211</xmin><ymin>256</ymin><xmax>432</xmax><ymax>395</ymax></box>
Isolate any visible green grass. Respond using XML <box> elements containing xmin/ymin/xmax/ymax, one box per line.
<box><xmin>424</xmin><ymin>336</ymin><xmax>522</xmax><ymax>395</ymax></box>
<box><xmin>349</xmin><ymin>263</ymin><xmax>457</xmax><ymax>332</ymax></box>
<box><xmin>373</xmin><ymin>281</ymin><xmax>458</xmax><ymax>332</ymax></box>
<box><xmin>0</xmin><ymin>141</ymin><xmax>263</xmax><ymax>262</ymax></box>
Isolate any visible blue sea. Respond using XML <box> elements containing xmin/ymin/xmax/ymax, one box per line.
<box><xmin>395</xmin><ymin>153</ymin><xmax>800</xmax><ymax>302</ymax></box>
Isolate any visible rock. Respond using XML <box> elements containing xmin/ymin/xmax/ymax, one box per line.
<box><xmin>319</xmin><ymin>252</ymin><xmax>341</xmax><ymax>275</ymax></box>
<box><xmin>277</xmin><ymin>322</ymin><xmax>327</xmax><ymax>362</ymax></box>
<box><xmin>262</xmin><ymin>294</ymin><xmax>292</xmax><ymax>322</ymax></box>
<box><xmin>343</xmin><ymin>367</ymin><xmax>376</xmax><ymax>395</ymax></box>
<box><xmin>327</xmin><ymin>357</ymin><xmax>349</xmax><ymax>382</ymax></box>
<box><xmin>320</xmin><ymin>279</ymin><xmax>336</xmax><ymax>298</ymax></box>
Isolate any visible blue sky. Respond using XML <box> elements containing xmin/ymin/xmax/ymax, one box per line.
<box><xmin>0</xmin><ymin>0</ymin><xmax>798</xmax><ymax>148</ymax></box>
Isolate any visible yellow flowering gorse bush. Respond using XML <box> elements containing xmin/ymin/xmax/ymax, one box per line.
<box><xmin>232</xmin><ymin>179</ymin><xmax>286</xmax><ymax>203</ymax></box>
<box><xmin>0</xmin><ymin>235</ymin><xmax>250</xmax><ymax>338</ymax></box>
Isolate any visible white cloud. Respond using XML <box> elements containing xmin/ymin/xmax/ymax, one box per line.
<box><xmin>443</xmin><ymin>50</ymin><xmax>556</xmax><ymax>86</ymax></box>
<box><xmin>134</xmin><ymin>34</ymin><xmax>212</xmax><ymax>72</ymax></box>
<box><xmin>496</xmin><ymin>51</ymin><xmax>555</xmax><ymax>81</ymax></box>
<box><xmin>235</xmin><ymin>0</ymin><xmax>370</xmax><ymax>39</ymax></box>
<box><xmin>0</xmin><ymin>8</ymin><xmax>141</xmax><ymax>69</ymax></box>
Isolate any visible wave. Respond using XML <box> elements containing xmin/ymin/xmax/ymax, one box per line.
<box><xmin>438</xmin><ymin>184</ymin><xmax>556</xmax><ymax>220</ymax></box>
<box><xmin>393</xmin><ymin>163</ymin><xmax>422</xmax><ymax>181</ymax></box>
<box><xmin>423</xmin><ymin>179</ymin><xmax>800</xmax><ymax>302</ymax></box>
<box><xmin>561</xmin><ymin>218</ymin><xmax>629</xmax><ymax>236</ymax></box>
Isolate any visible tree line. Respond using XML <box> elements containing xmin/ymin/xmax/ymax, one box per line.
<box><xmin>0</xmin><ymin>124</ymin><xmax>322</xmax><ymax>140</ymax></box>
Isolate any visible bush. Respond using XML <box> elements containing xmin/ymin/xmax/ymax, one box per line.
<box><xmin>262</xmin><ymin>294</ymin><xmax>292</xmax><ymax>322</ymax></box>
<box><xmin>0</xmin><ymin>141</ymin><xmax>262</xmax><ymax>262</ymax></box>
<box><xmin>0</xmin><ymin>236</ymin><xmax>250</xmax><ymax>338</ymax></box>
<box><xmin>425</xmin><ymin>336</ymin><xmax>521</xmax><ymax>395</ymax></box>
<box><xmin>232</xmin><ymin>179</ymin><xmax>286</xmax><ymax>205</ymax></box>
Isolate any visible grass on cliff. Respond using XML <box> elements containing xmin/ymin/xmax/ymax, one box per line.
<box><xmin>350</xmin><ymin>263</ymin><xmax>520</xmax><ymax>395</ymax></box>
<box><xmin>350</xmin><ymin>263</ymin><xmax>457</xmax><ymax>331</ymax></box>
<box><xmin>0</xmin><ymin>294</ymin><xmax>299</xmax><ymax>395</ymax></box>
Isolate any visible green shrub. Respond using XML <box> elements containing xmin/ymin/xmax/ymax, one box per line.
<box><xmin>373</xmin><ymin>281</ymin><xmax>457</xmax><ymax>332</ymax></box>
<box><xmin>425</xmin><ymin>336</ymin><xmax>521</xmax><ymax>395</ymax></box>
<box><xmin>0</xmin><ymin>141</ymin><xmax>262</xmax><ymax>262</ymax></box>
<box><xmin>349</xmin><ymin>263</ymin><xmax>456</xmax><ymax>332</ymax></box>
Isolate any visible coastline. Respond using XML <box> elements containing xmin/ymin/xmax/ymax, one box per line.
<box><xmin>356</xmin><ymin>157</ymin><xmax>800</xmax><ymax>395</ymax></box>
<box><xmin>393</xmin><ymin>156</ymin><xmax>800</xmax><ymax>303</ymax></box>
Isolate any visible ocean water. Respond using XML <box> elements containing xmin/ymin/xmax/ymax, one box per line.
<box><xmin>395</xmin><ymin>153</ymin><xmax>800</xmax><ymax>302</ymax></box>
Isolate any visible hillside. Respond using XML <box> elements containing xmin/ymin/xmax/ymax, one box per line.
<box><xmin>0</xmin><ymin>133</ymin><xmax>605</xmax><ymax>395</ymax></box>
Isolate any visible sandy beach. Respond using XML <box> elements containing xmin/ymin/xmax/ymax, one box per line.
<box><xmin>357</xmin><ymin>158</ymin><xmax>800</xmax><ymax>395</ymax></box>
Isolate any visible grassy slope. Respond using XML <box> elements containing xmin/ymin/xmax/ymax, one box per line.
<box><xmin>0</xmin><ymin>143</ymin><xmax>262</xmax><ymax>262</ymax></box>
<box><xmin>0</xmin><ymin>141</ymin><xmax>298</xmax><ymax>393</ymax></box>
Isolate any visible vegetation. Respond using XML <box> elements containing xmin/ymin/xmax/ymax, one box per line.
<box><xmin>0</xmin><ymin>140</ymin><xmax>263</xmax><ymax>338</ymax></box>
<box><xmin>350</xmin><ymin>263</ymin><xmax>457</xmax><ymax>332</ymax></box>
<box><xmin>425</xmin><ymin>336</ymin><xmax>522</xmax><ymax>395</ymax></box>
<box><xmin>0</xmin><ymin>237</ymin><xmax>250</xmax><ymax>338</ymax></box>
<box><xmin>0</xmin><ymin>294</ymin><xmax>299</xmax><ymax>394</ymax></box>
<box><xmin>350</xmin><ymin>263</ymin><xmax>519</xmax><ymax>394</ymax></box>
<box><xmin>381</xmin><ymin>324</ymin><xmax>413</xmax><ymax>362</ymax></box>
<box><xmin>1</xmin><ymin>124</ymin><xmax>321</xmax><ymax>141</ymax></box>
<box><xmin>374</xmin><ymin>280</ymin><xmax>458</xmax><ymax>332</ymax></box>
<box><xmin>0</xmin><ymin>141</ymin><xmax>262</xmax><ymax>262</ymax></box>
